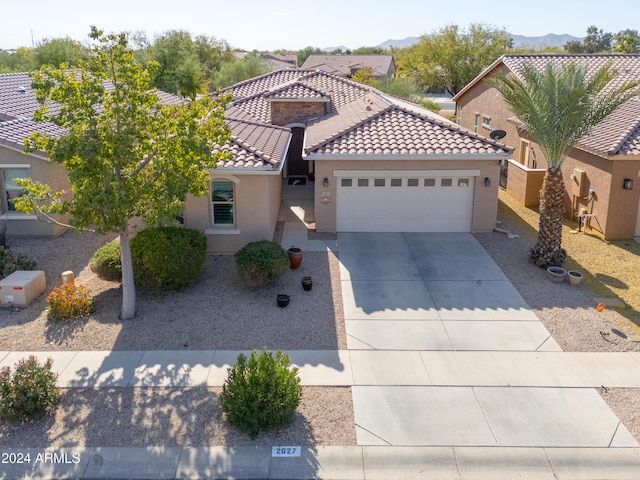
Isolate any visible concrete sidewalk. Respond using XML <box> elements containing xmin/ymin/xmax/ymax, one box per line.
<box><xmin>1</xmin><ymin>349</ymin><xmax>640</xmax><ymax>389</ymax></box>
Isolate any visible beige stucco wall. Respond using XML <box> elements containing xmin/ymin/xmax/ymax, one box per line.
<box><xmin>0</xmin><ymin>146</ymin><xmax>69</xmax><ymax>236</ymax></box>
<box><xmin>312</xmin><ymin>158</ymin><xmax>501</xmax><ymax>233</ymax></box>
<box><xmin>504</xmin><ymin>160</ymin><xmax>545</xmax><ymax>207</ymax></box>
<box><xmin>607</xmin><ymin>159</ymin><xmax>640</xmax><ymax>239</ymax></box>
<box><xmin>184</xmin><ymin>172</ymin><xmax>282</xmax><ymax>254</ymax></box>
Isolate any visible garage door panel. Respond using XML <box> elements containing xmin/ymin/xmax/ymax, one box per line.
<box><xmin>337</xmin><ymin>176</ymin><xmax>475</xmax><ymax>232</ymax></box>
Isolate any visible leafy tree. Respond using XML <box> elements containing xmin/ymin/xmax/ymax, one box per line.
<box><xmin>351</xmin><ymin>67</ymin><xmax>377</xmax><ymax>85</ymax></box>
<box><xmin>33</xmin><ymin>37</ymin><xmax>89</xmax><ymax>68</ymax></box>
<box><xmin>193</xmin><ymin>35</ymin><xmax>235</xmax><ymax>82</ymax></box>
<box><xmin>351</xmin><ymin>46</ymin><xmax>388</xmax><ymax>55</ymax></box>
<box><xmin>401</xmin><ymin>23</ymin><xmax>513</xmax><ymax>96</ymax></box>
<box><xmin>296</xmin><ymin>46</ymin><xmax>323</xmax><ymax>66</ymax></box>
<box><xmin>0</xmin><ymin>48</ymin><xmax>34</xmax><ymax>73</ymax></box>
<box><xmin>488</xmin><ymin>63</ymin><xmax>638</xmax><ymax>267</ymax></box>
<box><xmin>212</xmin><ymin>55</ymin><xmax>269</xmax><ymax>88</ymax></box>
<box><xmin>614</xmin><ymin>29</ymin><xmax>640</xmax><ymax>53</ymax></box>
<box><xmin>140</xmin><ymin>30</ymin><xmax>204</xmax><ymax>98</ymax></box>
<box><xmin>17</xmin><ymin>27</ymin><xmax>232</xmax><ymax>319</ymax></box>
<box><xmin>565</xmin><ymin>25</ymin><xmax>614</xmax><ymax>53</ymax></box>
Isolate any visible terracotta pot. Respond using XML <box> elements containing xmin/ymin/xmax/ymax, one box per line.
<box><xmin>288</xmin><ymin>247</ymin><xmax>303</xmax><ymax>269</ymax></box>
<box><xmin>277</xmin><ymin>294</ymin><xmax>290</xmax><ymax>308</ymax></box>
<box><xmin>301</xmin><ymin>276</ymin><xmax>313</xmax><ymax>291</ymax></box>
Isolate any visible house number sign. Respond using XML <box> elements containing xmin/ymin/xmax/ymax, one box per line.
<box><xmin>272</xmin><ymin>446</ymin><xmax>301</xmax><ymax>457</ymax></box>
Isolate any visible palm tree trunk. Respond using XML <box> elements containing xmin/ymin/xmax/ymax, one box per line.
<box><xmin>531</xmin><ymin>166</ymin><xmax>567</xmax><ymax>267</ymax></box>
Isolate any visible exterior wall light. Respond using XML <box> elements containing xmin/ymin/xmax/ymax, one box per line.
<box><xmin>484</xmin><ymin>177</ymin><xmax>491</xmax><ymax>187</ymax></box>
<box><xmin>623</xmin><ymin>178</ymin><xmax>633</xmax><ymax>190</ymax></box>
<box><xmin>323</xmin><ymin>177</ymin><xmax>329</xmax><ymax>187</ymax></box>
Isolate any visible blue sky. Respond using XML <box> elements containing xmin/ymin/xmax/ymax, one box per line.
<box><xmin>1</xmin><ymin>0</ymin><xmax>638</xmax><ymax>51</ymax></box>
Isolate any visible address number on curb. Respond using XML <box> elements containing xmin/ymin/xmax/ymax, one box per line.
<box><xmin>272</xmin><ymin>446</ymin><xmax>301</xmax><ymax>457</ymax></box>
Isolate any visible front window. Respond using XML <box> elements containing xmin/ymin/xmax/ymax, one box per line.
<box><xmin>3</xmin><ymin>168</ymin><xmax>29</xmax><ymax>212</ymax></box>
<box><xmin>211</xmin><ymin>180</ymin><xmax>235</xmax><ymax>225</ymax></box>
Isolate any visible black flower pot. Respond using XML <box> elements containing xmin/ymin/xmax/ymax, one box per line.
<box><xmin>277</xmin><ymin>294</ymin><xmax>290</xmax><ymax>308</ymax></box>
<box><xmin>301</xmin><ymin>276</ymin><xmax>313</xmax><ymax>291</ymax></box>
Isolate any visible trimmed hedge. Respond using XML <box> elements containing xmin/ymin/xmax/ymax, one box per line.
<box><xmin>131</xmin><ymin>227</ymin><xmax>207</xmax><ymax>291</ymax></box>
<box><xmin>89</xmin><ymin>240</ymin><xmax>122</xmax><ymax>281</ymax></box>
<box><xmin>234</xmin><ymin>240</ymin><xmax>289</xmax><ymax>288</ymax></box>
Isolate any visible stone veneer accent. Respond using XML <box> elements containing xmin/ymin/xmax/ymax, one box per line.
<box><xmin>270</xmin><ymin>101</ymin><xmax>327</xmax><ymax>126</ymax></box>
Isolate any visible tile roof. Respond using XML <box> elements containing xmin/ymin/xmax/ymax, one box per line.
<box><xmin>214</xmin><ymin>118</ymin><xmax>290</xmax><ymax>170</ymax></box>
<box><xmin>301</xmin><ymin>55</ymin><xmax>396</xmax><ymax>77</ymax></box>
<box><xmin>307</xmin><ymin>105</ymin><xmax>511</xmax><ymax>157</ymax></box>
<box><xmin>0</xmin><ymin>72</ymin><xmax>43</xmax><ymax>121</ymax></box>
<box><xmin>226</xmin><ymin>70</ymin><xmax>371</xmax><ymax>123</ymax></box>
<box><xmin>224</xmin><ymin>68</ymin><xmax>510</xmax><ymax>161</ymax></box>
<box><xmin>456</xmin><ymin>54</ymin><xmax>640</xmax><ymax>158</ymax></box>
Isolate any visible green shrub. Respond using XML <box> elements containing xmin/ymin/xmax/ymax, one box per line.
<box><xmin>0</xmin><ymin>246</ymin><xmax>36</xmax><ymax>280</ymax></box>
<box><xmin>131</xmin><ymin>227</ymin><xmax>207</xmax><ymax>291</ymax></box>
<box><xmin>234</xmin><ymin>240</ymin><xmax>289</xmax><ymax>287</ymax></box>
<box><xmin>89</xmin><ymin>240</ymin><xmax>121</xmax><ymax>281</ymax></box>
<box><xmin>47</xmin><ymin>283</ymin><xmax>94</xmax><ymax>320</ymax></box>
<box><xmin>221</xmin><ymin>348</ymin><xmax>302</xmax><ymax>439</ymax></box>
<box><xmin>0</xmin><ymin>356</ymin><xmax>60</xmax><ymax>421</ymax></box>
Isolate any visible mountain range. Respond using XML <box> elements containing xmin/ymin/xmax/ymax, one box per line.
<box><xmin>324</xmin><ymin>33</ymin><xmax>582</xmax><ymax>52</ymax></box>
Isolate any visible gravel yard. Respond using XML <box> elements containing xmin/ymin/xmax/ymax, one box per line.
<box><xmin>1</xmin><ymin>231</ymin><xmax>346</xmax><ymax>352</ymax></box>
<box><xmin>1</xmin><ymin>207</ymin><xmax>640</xmax><ymax>446</ymax></box>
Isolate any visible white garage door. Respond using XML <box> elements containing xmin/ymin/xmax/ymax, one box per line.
<box><xmin>336</xmin><ymin>174</ymin><xmax>475</xmax><ymax>232</ymax></box>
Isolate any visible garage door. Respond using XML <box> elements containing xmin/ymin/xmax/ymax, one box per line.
<box><xmin>336</xmin><ymin>174</ymin><xmax>475</xmax><ymax>232</ymax></box>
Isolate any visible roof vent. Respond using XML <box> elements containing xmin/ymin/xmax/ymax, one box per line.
<box><xmin>17</xmin><ymin>86</ymin><xmax>26</xmax><ymax>93</ymax></box>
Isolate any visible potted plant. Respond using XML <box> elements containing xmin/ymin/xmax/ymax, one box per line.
<box><xmin>277</xmin><ymin>294</ymin><xmax>290</xmax><ymax>308</ymax></box>
<box><xmin>301</xmin><ymin>276</ymin><xmax>313</xmax><ymax>291</ymax></box>
<box><xmin>288</xmin><ymin>246</ymin><xmax>302</xmax><ymax>269</ymax></box>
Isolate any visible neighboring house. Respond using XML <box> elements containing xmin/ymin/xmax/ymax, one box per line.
<box><xmin>1</xmin><ymin>69</ymin><xmax>512</xmax><ymax>254</ymax></box>
<box><xmin>0</xmin><ymin>72</ymin><xmax>70</xmax><ymax>236</ymax></box>
<box><xmin>263</xmin><ymin>53</ymin><xmax>297</xmax><ymax>66</ymax></box>
<box><xmin>261</xmin><ymin>57</ymin><xmax>298</xmax><ymax>72</ymax></box>
<box><xmin>0</xmin><ymin>72</ymin><xmax>184</xmax><ymax>237</ymax></box>
<box><xmin>301</xmin><ymin>55</ymin><xmax>396</xmax><ymax>78</ymax></box>
<box><xmin>453</xmin><ymin>54</ymin><xmax>640</xmax><ymax>240</ymax></box>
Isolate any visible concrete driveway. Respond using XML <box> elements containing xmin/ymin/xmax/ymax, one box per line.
<box><xmin>338</xmin><ymin>232</ymin><xmax>639</xmax><ymax>448</ymax></box>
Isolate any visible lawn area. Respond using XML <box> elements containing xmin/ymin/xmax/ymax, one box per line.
<box><xmin>497</xmin><ymin>189</ymin><xmax>640</xmax><ymax>328</ymax></box>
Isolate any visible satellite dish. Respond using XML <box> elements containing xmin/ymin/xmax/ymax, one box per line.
<box><xmin>490</xmin><ymin>129</ymin><xmax>506</xmax><ymax>140</ymax></box>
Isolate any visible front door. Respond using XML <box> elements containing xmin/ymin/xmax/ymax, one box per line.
<box><xmin>285</xmin><ymin>127</ymin><xmax>307</xmax><ymax>176</ymax></box>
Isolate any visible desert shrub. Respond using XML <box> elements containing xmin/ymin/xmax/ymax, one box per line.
<box><xmin>47</xmin><ymin>283</ymin><xmax>94</xmax><ymax>320</ymax></box>
<box><xmin>0</xmin><ymin>356</ymin><xmax>60</xmax><ymax>421</ymax></box>
<box><xmin>131</xmin><ymin>226</ymin><xmax>207</xmax><ymax>291</ymax></box>
<box><xmin>234</xmin><ymin>240</ymin><xmax>289</xmax><ymax>288</ymax></box>
<box><xmin>0</xmin><ymin>246</ymin><xmax>36</xmax><ymax>280</ymax></box>
<box><xmin>220</xmin><ymin>348</ymin><xmax>302</xmax><ymax>439</ymax></box>
<box><xmin>89</xmin><ymin>240</ymin><xmax>121</xmax><ymax>281</ymax></box>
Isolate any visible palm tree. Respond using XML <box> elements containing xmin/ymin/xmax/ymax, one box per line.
<box><xmin>488</xmin><ymin>62</ymin><xmax>639</xmax><ymax>267</ymax></box>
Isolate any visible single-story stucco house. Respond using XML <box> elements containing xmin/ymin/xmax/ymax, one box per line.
<box><xmin>453</xmin><ymin>54</ymin><xmax>640</xmax><ymax>240</ymax></box>
<box><xmin>0</xmin><ymin>69</ymin><xmax>512</xmax><ymax>253</ymax></box>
